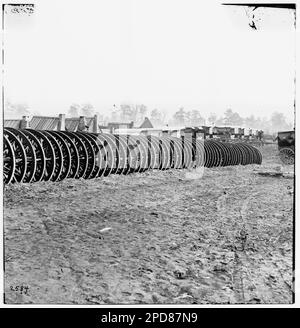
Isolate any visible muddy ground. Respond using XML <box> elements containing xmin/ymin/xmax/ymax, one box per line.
<box><xmin>4</xmin><ymin>144</ymin><xmax>294</xmax><ymax>304</ymax></box>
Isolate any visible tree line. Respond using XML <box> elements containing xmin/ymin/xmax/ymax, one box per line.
<box><xmin>5</xmin><ymin>100</ymin><xmax>293</xmax><ymax>134</ymax></box>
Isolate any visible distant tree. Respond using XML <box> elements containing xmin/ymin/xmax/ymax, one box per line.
<box><xmin>110</xmin><ymin>104</ymin><xmax>120</xmax><ymax>121</ymax></box>
<box><xmin>231</xmin><ymin>113</ymin><xmax>243</xmax><ymax>125</ymax></box>
<box><xmin>120</xmin><ymin>103</ymin><xmax>137</xmax><ymax>121</ymax></box>
<box><xmin>173</xmin><ymin>107</ymin><xmax>188</xmax><ymax>125</ymax></box>
<box><xmin>208</xmin><ymin>112</ymin><xmax>224</xmax><ymax>125</ymax></box>
<box><xmin>257</xmin><ymin>117</ymin><xmax>271</xmax><ymax>134</ymax></box>
<box><xmin>4</xmin><ymin>100</ymin><xmax>30</xmax><ymax>118</ymax></box>
<box><xmin>260</xmin><ymin>116</ymin><xmax>269</xmax><ymax>130</ymax></box>
<box><xmin>132</xmin><ymin>104</ymin><xmax>148</xmax><ymax>123</ymax></box>
<box><xmin>270</xmin><ymin>111</ymin><xmax>292</xmax><ymax>132</ymax></box>
<box><xmin>223</xmin><ymin>108</ymin><xmax>233</xmax><ymax>124</ymax></box>
<box><xmin>223</xmin><ymin>108</ymin><xmax>243</xmax><ymax>126</ymax></box>
<box><xmin>138</xmin><ymin>104</ymin><xmax>147</xmax><ymax>117</ymax></box>
<box><xmin>256</xmin><ymin>116</ymin><xmax>274</xmax><ymax>132</ymax></box>
<box><xmin>186</xmin><ymin>110</ymin><xmax>205</xmax><ymax>126</ymax></box>
<box><xmin>68</xmin><ymin>104</ymin><xmax>80</xmax><ymax>117</ymax></box>
<box><xmin>244</xmin><ymin>115</ymin><xmax>257</xmax><ymax>128</ymax></box>
<box><xmin>81</xmin><ymin>103</ymin><xmax>94</xmax><ymax>117</ymax></box>
<box><xmin>208</xmin><ymin>112</ymin><xmax>217</xmax><ymax>125</ymax></box>
<box><xmin>255</xmin><ymin>116</ymin><xmax>262</xmax><ymax>126</ymax></box>
<box><xmin>150</xmin><ymin>108</ymin><xmax>165</xmax><ymax>126</ymax></box>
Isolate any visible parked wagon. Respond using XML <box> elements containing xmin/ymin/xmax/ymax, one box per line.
<box><xmin>277</xmin><ymin>130</ymin><xmax>295</xmax><ymax>165</ymax></box>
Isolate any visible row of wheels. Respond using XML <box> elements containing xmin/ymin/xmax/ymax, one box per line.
<box><xmin>3</xmin><ymin>128</ymin><xmax>262</xmax><ymax>184</ymax></box>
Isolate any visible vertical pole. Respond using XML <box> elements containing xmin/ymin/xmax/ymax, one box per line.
<box><xmin>20</xmin><ymin>115</ymin><xmax>30</xmax><ymax>129</ymax></box>
<box><xmin>58</xmin><ymin>114</ymin><xmax>65</xmax><ymax>131</ymax></box>
<box><xmin>93</xmin><ymin>114</ymin><xmax>99</xmax><ymax>133</ymax></box>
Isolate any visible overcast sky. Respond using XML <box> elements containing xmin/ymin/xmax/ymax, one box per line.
<box><xmin>3</xmin><ymin>0</ymin><xmax>296</xmax><ymax>121</ymax></box>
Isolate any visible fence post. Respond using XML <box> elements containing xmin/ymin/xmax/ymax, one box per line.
<box><xmin>58</xmin><ymin>114</ymin><xmax>66</xmax><ymax>131</ymax></box>
<box><xmin>93</xmin><ymin>114</ymin><xmax>99</xmax><ymax>133</ymax></box>
<box><xmin>20</xmin><ymin>116</ymin><xmax>30</xmax><ymax>129</ymax></box>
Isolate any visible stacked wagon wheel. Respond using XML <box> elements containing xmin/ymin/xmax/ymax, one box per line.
<box><xmin>4</xmin><ymin>129</ymin><xmax>27</xmax><ymax>183</ymax></box>
<box><xmin>26</xmin><ymin>129</ymin><xmax>56</xmax><ymax>181</ymax></box>
<box><xmin>3</xmin><ymin>135</ymin><xmax>15</xmax><ymax>184</ymax></box>
<box><xmin>3</xmin><ymin>128</ymin><xmax>263</xmax><ymax>185</ymax></box>
<box><xmin>21</xmin><ymin>130</ymin><xmax>46</xmax><ymax>182</ymax></box>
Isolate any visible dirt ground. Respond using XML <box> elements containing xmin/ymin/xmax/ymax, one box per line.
<box><xmin>3</xmin><ymin>144</ymin><xmax>294</xmax><ymax>304</ymax></box>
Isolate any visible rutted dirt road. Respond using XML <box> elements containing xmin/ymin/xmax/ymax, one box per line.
<box><xmin>4</xmin><ymin>144</ymin><xmax>294</xmax><ymax>304</ymax></box>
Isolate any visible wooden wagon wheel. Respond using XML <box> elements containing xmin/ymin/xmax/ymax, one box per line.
<box><xmin>170</xmin><ymin>137</ymin><xmax>183</xmax><ymax>169</ymax></box>
<box><xmin>124</xmin><ymin>135</ymin><xmax>138</xmax><ymax>173</ymax></box>
<box><xmin>158</xmin><ymin>137</ymin><xmax>170</xmax><ymax>170</ymax></box>
<box><xmin>81</xmin><ymin>132</ymin><xmax>106</xmax><ymax>178</ymax></box>
<box><xmin>3</xmin><ymin>135</ymin><xmax>15</xmax><ymax>184</ymax></box>
<box><xmin>253</xmin><ymin>146</ymin><xmax>263</xmax><ymax>164</ymax></box>
<box><xmin>279</xmin><ymin>147</ymin><xmax>295</xmax><ymax>165</ymax></box>
<box><xmin>51</xmin><ymin>131</ymin><xmax>79</xmax><ymax>179</ymax></box>
<box><xmin>42</xmin><ymin>131</ymin><xmax>63</xmax><ymax>182</ymax></box>
<box><xmin>207</xmin><ymin>140</ymin><xmax>223</xmax><ymax>168</ymax></box>
<box><xmin>204</xmin><ymin>140</ymin><xmax>216</xmax><ymax>168</ymax></box>
<box><xmin>76</xmin><ymin>132</ymin><xmax>97</xmax><ymax>179</ymax></box>
<box><xmin>213</xmin><ymin>141</ymin><xmax>230</xmax><ymax>167</ymax></box>
<box><xmin>145</xmin><ymin>135</ymin><xmax>157</xmax><ymax>170</ymax></box>
<box><xmin>195</xmin><ymin>139</ymin><xmax>205</xmax><ymax>168</ymax></box>
<box><xmin>4</xmin><ymin>129</ymin><xmax>27</xmax><ymax>183</ymax></box>
<box><xmin>128</xmin><ymin>135</ymin><xmax>148</xmax><ymax>173</ymax></box>
<box><xmin>26</xmin><ymin>129</ymin><xmax>56</xmax><ymax>182</ymax></box>
<box><xmin>146</xmin><ymin>135</ymin><xmax>161</xmax><ymax>170</ymax></box>
<box><xmin>241</xmin><ymin>143</ymin><xmax>256</xmax><ymax>165</ymax></box>
<box><xmin>103</xmin><ymin>134</ymin><xmax>119</xmax><ymax>175</ymax></box>
<box><xmin>74</xmin><ymin>132</ymin><xmax>95</xmax><ymax>179</ymax></box>
<box><xmin>89</xmin><ymin>134</ymin><xmax>110</xmax><ymax>177</ymax></box>
<box><xmin>160</xmin><ymin>136</ymin><xmax>173</xmax><ymax>170</ymax></box>
<box><xmin>5</xmin><ymin>128</ymin><xmax>37</xmax><ymax>183</ymax></box>
<box><xmin>59</xmin><ymin>131</ymin><xmax>88</xmax><ymax>179</ymax></box>
<box><xmin>22</xmin><ymin>129</ymin><xmax>46</xmax><ymax>182</ymax></box>
<box><xmin>113</xmin><ymin>134</ymin><xmax>129</xmax><ymax>175</ymax></box>
<box><xmin>236</xmin><ymin>143</ymin><xmax>248</xmax><ymax>165</ymax></box>
<box><xmin>182</xmin><ymin>137</ymin><xmax>196</xmax><ymax>169</ymax></box>
<box><xmin>135</xmin><ymin>135</ymin><xmax>150</xmax><ymax>173</ymax></box>
<box><xmin>93</xmin><ymin>134</ymin><xmax>114</xmax><ymax>177</ymax></box>
<box><xmin>47</xmin><ymin>131</ymin><xmax>72</xmax><ymax>181</ymax></box>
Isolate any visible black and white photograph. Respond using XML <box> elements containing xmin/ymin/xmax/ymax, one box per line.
<box><xmin>0</xmin><ymin>0</ymin><xmax>297</xmax><ymax>306</ymax></box>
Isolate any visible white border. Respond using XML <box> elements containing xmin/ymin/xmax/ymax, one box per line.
<box><xmin>0</xmin><ymin>0</ymin><xmax>299</xmax><ymax>308</ymax></box>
